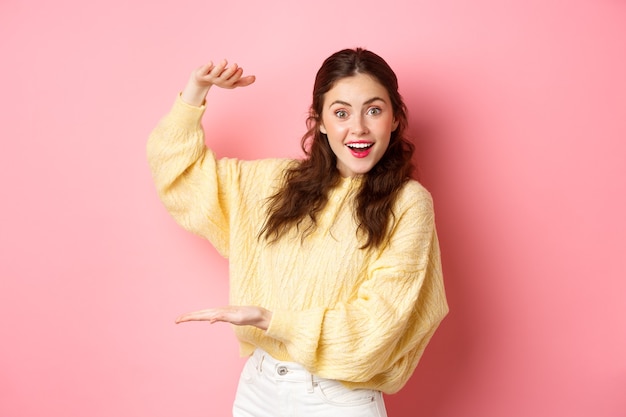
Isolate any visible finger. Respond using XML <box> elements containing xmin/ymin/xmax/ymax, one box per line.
<box><xmin>210</xmin><ymin>59</ymin><xmax>229</xmax><ymax>77</ymax></box>
<box><xmin>222</xmin><ymin>66</ymin><xmax>252</xmax><ymax>89</ymax></box>
<box><xmin>234</xmin><ymin>74</ymin><xmax>256</xmax><ymax>87</ymax></box>
<box><xmin>175</xmin><ymin>309</ymin><xmax>217</xmax><ymax>324</ymax></box>
<box><xmin>197</xmin><ymin>61</ymin><xmax>214</xmax><ymax>77</ymax></box>
<box><xmin>219</xmin><ymin>67</ymin><xmax>244</xmax><ymax>88</ymax></box>
<box><xmin>219</xmin><ymin>62</ymin><xmax>240</xmax><ymax>81</ymax></box>
<box><xmin>221</xmin><ymin>69</ymin><xmax>256</xmax><ymax>89</ymax></box>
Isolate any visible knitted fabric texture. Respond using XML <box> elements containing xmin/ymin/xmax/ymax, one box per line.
<box><xmin>147</xmin><ymin>96</ymin><xmax>449</xmax><ymax>394</ymax></box>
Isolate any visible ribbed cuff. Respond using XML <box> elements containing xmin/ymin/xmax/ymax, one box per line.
<box><xmin>166</xmin><ymin>93</ymin><xmax>206</xmax><ymax>130</ymax></box>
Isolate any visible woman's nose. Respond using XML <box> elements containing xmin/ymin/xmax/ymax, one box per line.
<box><xmin>351</xmin><ymin>115</ymin><xmax>369</xmax><ymax>135</ymax></box>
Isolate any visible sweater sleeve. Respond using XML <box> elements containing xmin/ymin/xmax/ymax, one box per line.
<box><xmin>265</xmin><ymin>185</ymin><xmax>449</xmax><ymax>391</ymax></box>
<box><xmin>146</xmin><ymin>95</ymin><xmax>241</xmax><ymax>257</ymax></box>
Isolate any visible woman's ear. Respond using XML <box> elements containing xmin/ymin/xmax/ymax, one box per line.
<box><xmin>392</xmin><ymin>117</ymin><xmax>399</xmax><ymax>132</ymax></box>
<box><xmin>320</xmin><ymin>123</ymin><xmax>327</xmax><ymax>134</ymax></box>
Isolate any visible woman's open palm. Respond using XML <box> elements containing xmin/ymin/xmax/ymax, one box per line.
<box><xmin>175</xmin><ymin>305</ymin><xmax>272</xmax><ymax>331</ymax></box>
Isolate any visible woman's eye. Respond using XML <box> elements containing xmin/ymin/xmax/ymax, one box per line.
<box><xmin>367</xmin><ymin>107</ymin><xmax>382</xmax><ymax>116</ymax></box>
<box><xmin>335</xmin><ymin>110</ymin><xmax>348</xmax><ymax>118</ymax></box>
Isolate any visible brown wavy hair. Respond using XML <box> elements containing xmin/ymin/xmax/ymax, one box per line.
<box><xmin>260</xmin><ymin>48</ymin><xmax>415</xmax><ymax>249</ymax></box>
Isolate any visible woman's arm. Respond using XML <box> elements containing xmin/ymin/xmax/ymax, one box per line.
<box><xmin>146</xmin><ymin>60</ymin><xmax>255</xmax><ymax>254</ymax></box>
<box><xmin>177</xmin><ymin>185</ymin><xmax>448</xmax><ymax>389</ymax></box>
<box><xmin>265</xmin><ymin>186</ymin><xmax>449</xmax><ymax>386</ymax></box>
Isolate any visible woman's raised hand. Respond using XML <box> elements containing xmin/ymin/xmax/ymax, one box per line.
<box><xmin>193</xmin><ymin>60</ymin><xmax>256</xmax><ymax>89</ymax></box>
<box><xmin>181</xmin><ymin>59</ymin><xmax>256</xmax><ymax>106</ymax></box>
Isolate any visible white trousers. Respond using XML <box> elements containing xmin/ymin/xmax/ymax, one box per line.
<box><xmin>232</xmin><ymin>349</ymin><xmax>388</xmax><ymax>417</ymax></box>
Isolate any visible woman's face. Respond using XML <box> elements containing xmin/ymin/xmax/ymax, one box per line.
<box><xmin>320</xmin><ymin>73</ymin><xmax>398</xmax><ymax>177</ymax></box>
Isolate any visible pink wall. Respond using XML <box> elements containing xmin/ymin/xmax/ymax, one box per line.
<box><xmin>1</xmin><ymin>0</ymin><xmax>625</xmax><ymax>416</ymax></box>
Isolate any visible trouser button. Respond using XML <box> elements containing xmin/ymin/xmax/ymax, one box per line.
<box><xmin>277</xmin><ymin>366</ymin><xmax>288</xmax><ymax>375</ymax></box>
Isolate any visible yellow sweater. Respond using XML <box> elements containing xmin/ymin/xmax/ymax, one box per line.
<box><xmin>147</xmin><ymin>96</ymin><xmax>449</xmax><ymax>394</ymax></box>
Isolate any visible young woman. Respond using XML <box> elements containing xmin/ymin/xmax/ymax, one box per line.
<box><xmin>147</xmin><ymin>48</ymin><xmax>448</xmax><ymax>417</ymax></box>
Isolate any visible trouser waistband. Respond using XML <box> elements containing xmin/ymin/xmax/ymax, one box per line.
<box><xmin>250</xmin><ymin>349</ymin><xmax>319</xmax><ymax>392</ymax></box>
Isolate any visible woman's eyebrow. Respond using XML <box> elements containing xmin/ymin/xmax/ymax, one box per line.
<box><xmin>327</xmin><ymin>97</ymin><xmax>387</xmax><ymax>109</ymax></box>
<box><xmin>328</xmin><ymin>100</ymin><xmax>352</xmax><ymax>108</ymax></box>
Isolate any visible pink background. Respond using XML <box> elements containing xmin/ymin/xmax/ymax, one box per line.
<box><xmin>1</xmin><ymin>0</ymin><xmax>625</xmax><ymax>416</ymax></box>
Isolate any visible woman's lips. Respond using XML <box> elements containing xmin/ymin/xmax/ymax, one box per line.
<box><xmin>346</xmin><ymin>142</ymin><xmax>373</xmax><ymax>158</ymax></box>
